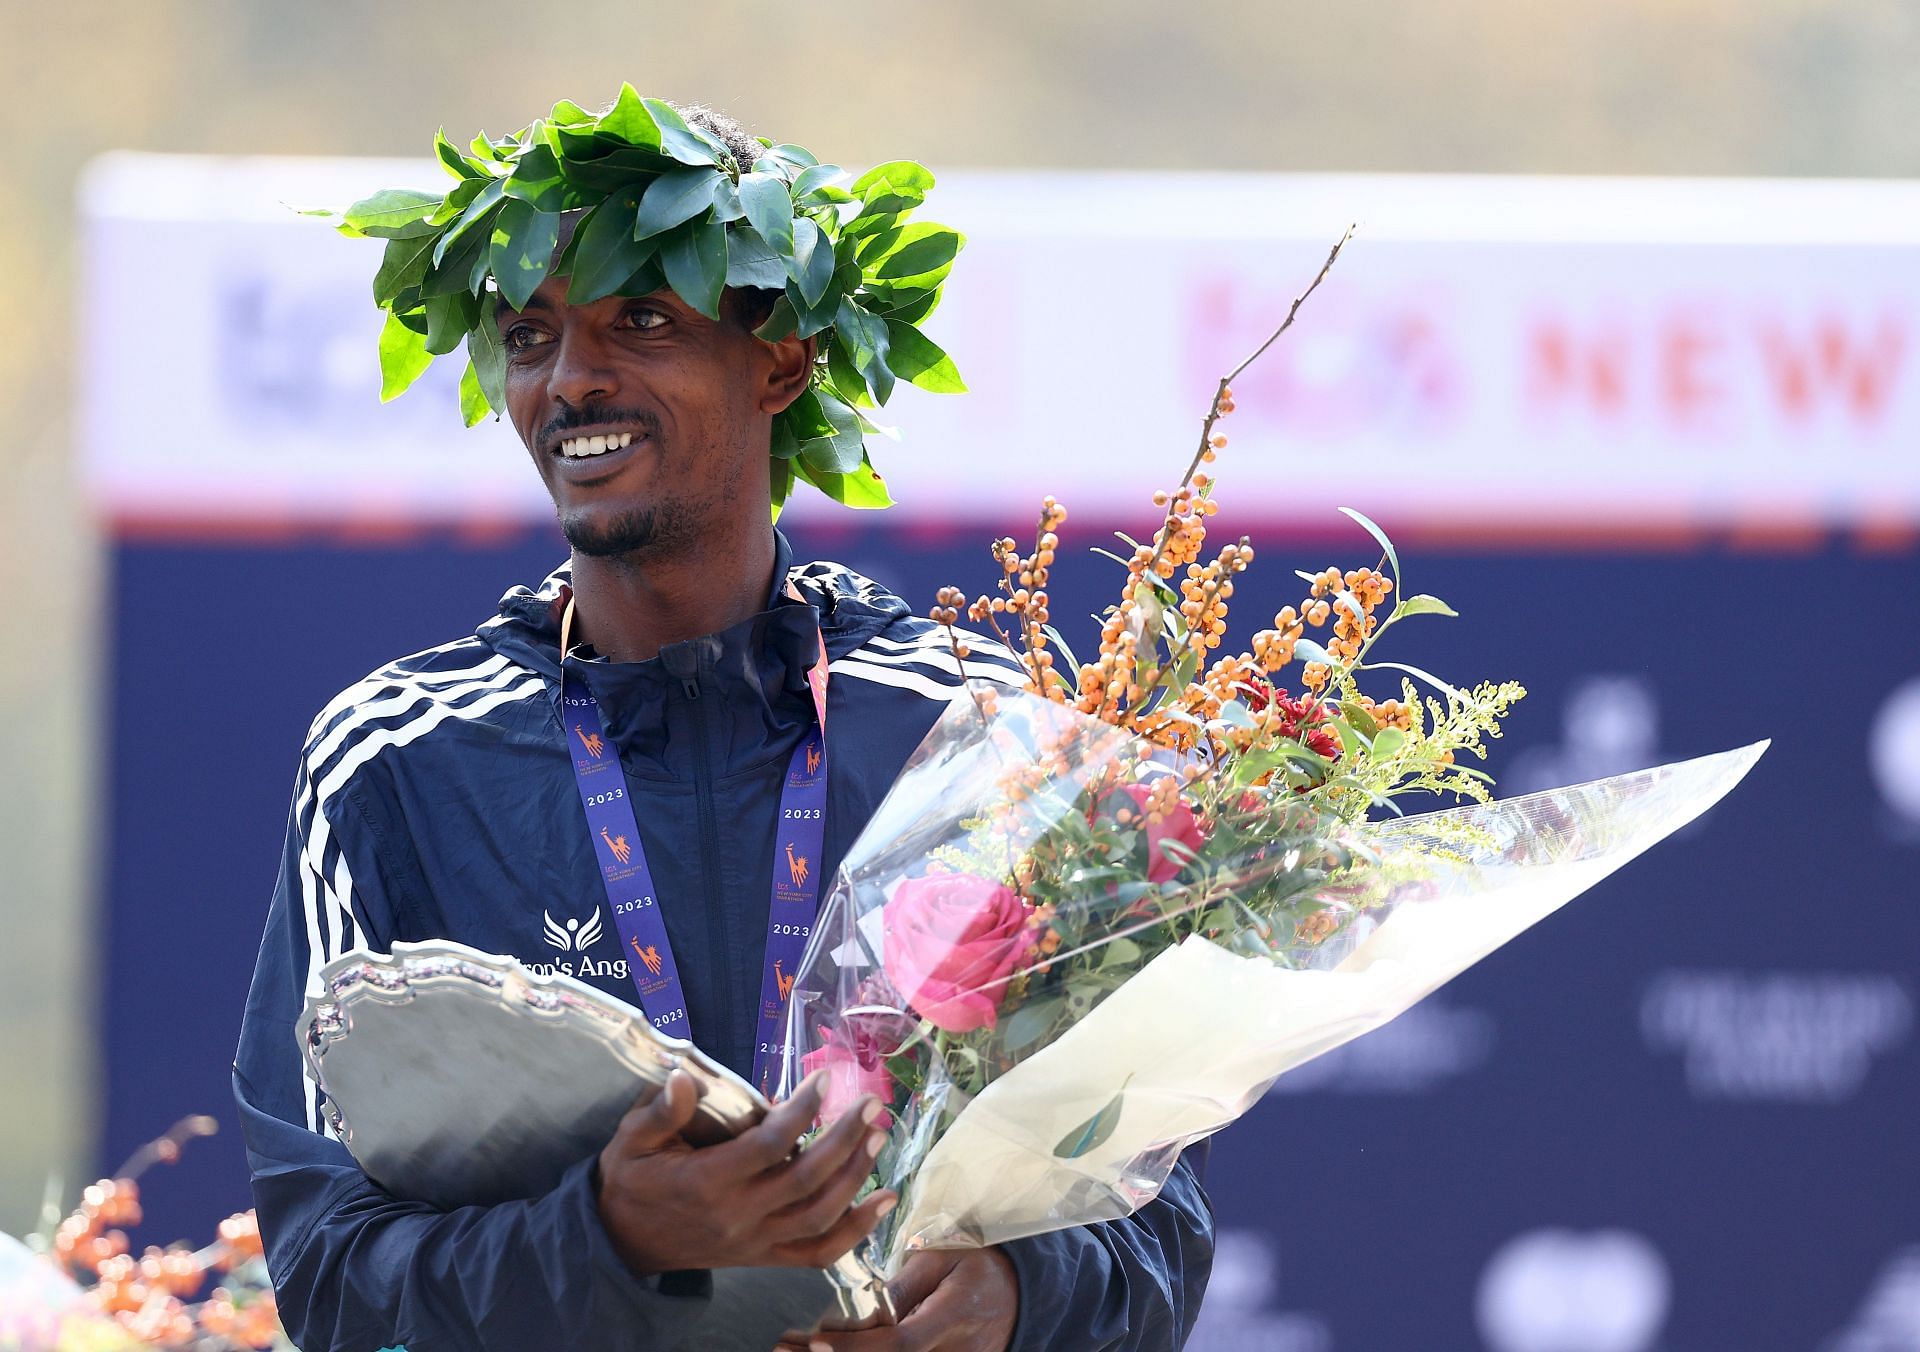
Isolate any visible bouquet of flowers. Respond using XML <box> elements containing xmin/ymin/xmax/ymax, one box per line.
<box><xmin>2</xmin><ymin>1119</ymin><xmax>291</xmax><ymax>1352</ymax></box>
<box><xmin>780</xmin><ymin>234</ymin><xmax>1765</xmax><ymax>1274</ymax></box>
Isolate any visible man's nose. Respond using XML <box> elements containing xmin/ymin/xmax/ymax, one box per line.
<box><xmin>546</xmin><ymin>327</ymin><xmax>619</xmax><ymax>409</ymax></box>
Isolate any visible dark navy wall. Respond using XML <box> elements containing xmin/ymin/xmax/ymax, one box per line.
<box><xmin>102</xmin><ymin>521</ymin><xmax>1918</xmax><ymax>1348</ymax></box>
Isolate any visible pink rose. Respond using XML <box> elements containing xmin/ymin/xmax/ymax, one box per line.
<box><xmin>1116</xmin><ymin>783</ymin><xmax>1208</xmax><ymax>883</ymax></box>
<box><xmin>881</xmin><ymin>873</ymin><xmax>1033</xmax><ymax>1033</ymax></box>
<box><xmin>800</xmin><ymin>1024</ymin><xmax>895</xmax><ymax>1129</ymax></box>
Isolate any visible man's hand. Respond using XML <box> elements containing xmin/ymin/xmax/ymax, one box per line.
<box><xmin>778</xmin><ymin>1248</ymin><xmax>1020</xmax><ymax>1352</ymax></box>
<box><xmin>597</xmin><ymin>1069</ymin><xmax>896</xmax><ymax>1275</ymax></box>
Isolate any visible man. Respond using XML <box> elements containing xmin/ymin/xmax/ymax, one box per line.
<box><xmin>234</xmin><ymin>99</ymin><xmax>1214</xmax><ymax>1351</ymax></box>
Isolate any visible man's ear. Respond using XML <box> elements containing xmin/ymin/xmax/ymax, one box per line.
<box><xmin>759</xmin><ymin>333</ymin><xmax>816</xmax><ymax>415</ymax></box>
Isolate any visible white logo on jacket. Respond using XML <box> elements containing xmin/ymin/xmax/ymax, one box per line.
<box><xmin>542</xmin><ymin>909</ymin><xmax>604</xmax><ymax>952</ymax></box>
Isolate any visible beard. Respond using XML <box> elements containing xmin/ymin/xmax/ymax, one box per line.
<box><xmin>561</xmin><ymin>501</ymin><xmax>682</xmax><ymax>559</ymax></box>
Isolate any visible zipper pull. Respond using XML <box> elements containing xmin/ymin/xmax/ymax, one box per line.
<box><xmin>660</xmin><ymin>645</ymin><xmax>701</xmax><ymax>700</ymax></box>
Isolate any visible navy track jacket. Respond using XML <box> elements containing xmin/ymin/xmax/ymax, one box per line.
<box><xmin>234</xmin><ymin>533</ymin><xmax>1214</xmax><ymax>1351</ymax></box>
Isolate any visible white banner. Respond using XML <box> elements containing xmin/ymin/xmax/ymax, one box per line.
<box><xmin>80</xmin><ymin>154</ymin><xmax>1920</xmax><ymax>531</ymax></box>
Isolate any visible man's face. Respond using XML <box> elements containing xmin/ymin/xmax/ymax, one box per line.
<box><xmin>499</xmin><ymin>266</ymin><xmax>806</xmax><ymax>560</ymax></box>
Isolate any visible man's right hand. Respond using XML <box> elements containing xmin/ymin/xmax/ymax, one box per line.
<box><xmin>596</xmin><ymin>1069</ymin><xmax>896</xmax><ymax>1276</ymax></box>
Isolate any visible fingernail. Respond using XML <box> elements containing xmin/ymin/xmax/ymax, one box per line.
<box><xmin>875</xmin><ymin>1193</ymin><xmax>898</xmax><ymax>1218</ymax></box>
<box><xmin>859</xmin><ymin>1098</ymin><xmax>883</xmax><ymax>1125</ymax></box>
<box><xmin>866</xmin><ymin>1130</ymin><xmax>886</xmax><ymax>1159</ymax></box>
<box><xmin>811</xmin><ymin>1341</ymin><xmax>832</xmax><ymax>1352</ymax></box>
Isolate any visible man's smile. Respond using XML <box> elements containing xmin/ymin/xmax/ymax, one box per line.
<box><xmin>544</xmin><ymin>427</ymin><xmax>654</xmax><ymax>484</ymax></box>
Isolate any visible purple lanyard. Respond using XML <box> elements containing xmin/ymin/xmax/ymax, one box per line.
<box><xmin>557</xmin><ymin>590</ymin><xmax>831</xmax><ymax>1097</ymax></box>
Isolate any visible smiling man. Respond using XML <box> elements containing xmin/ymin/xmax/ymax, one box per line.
<box><xmin>233</xmin><ymin>94</ymin><xmax>1214</xmax><ymax>1352</ymax></box>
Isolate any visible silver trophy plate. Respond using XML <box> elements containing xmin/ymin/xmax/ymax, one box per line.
<box><xmin>300</xmin><ymin>940</ymin><xmax>891</xmax><ymax>1336</ymax></box>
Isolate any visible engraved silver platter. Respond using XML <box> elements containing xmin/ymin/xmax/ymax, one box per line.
<box><xmin>299</xmin><ymin>940</ymin><xmax>892</xmax><ymax>1338</ymax></box>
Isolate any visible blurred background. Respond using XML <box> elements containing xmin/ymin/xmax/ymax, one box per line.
<box><xmin>5</xmin><ymin>3</ymin><xmax>1918</xmax><ymax>1348</ymax></box>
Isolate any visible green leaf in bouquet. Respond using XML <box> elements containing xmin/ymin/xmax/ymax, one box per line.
<box><xmin>1096</xmin><ymin>937</ymin><xmax>1142</xmax><ymax>970</ymax></box>
<box><xmin>1338</xmin><ymin>505</ymin><xmax>1401</xmax><ymax>583</ymax></box>
<box><xmin>1393</xmin><ymin>593</ymin><xmax>1459</xmax><ymax>620</ymax></box>
<box><xmin>1000</xmin><ymin>997</ymin><xmax>1065</xmax><ymax>1055</ymax></box>
<box><xmin>1215</xmin><ymin>700</ymin><xmax>1257</xmax><ymax>730</ymax></box>
<box><xmin>1370</xmin><ymin>727</ymin><xmax>1406</xmax><ymax>760</ymax></box>
<box><xmin>1054</xmin><ymin>1078</ymin><xmax>1131</xmax><ymax>1160</ymax></box>
<box><xmin>1339</xmin><ymin>699</ymin><xmax>1381</xmax><ymax>738</ymax></box>
<box><xmin>1293</xmin><ymin>637</ymin><xmax>1339</xmax><ymax>669</ymax></box>
<box><xmin>378</xmin><ymin>309</ymin><xmax>433</xmax><ymax>402</ymax></box>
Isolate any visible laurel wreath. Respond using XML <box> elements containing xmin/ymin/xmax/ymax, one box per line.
<box><xmin>329</xmin><ymin>86</ymin><xmax>967</xmax><ymax>515</ymax></box>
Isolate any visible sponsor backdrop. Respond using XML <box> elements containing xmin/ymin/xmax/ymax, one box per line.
<box><xmin>89</xmin><ymin>160</ymin><xmax>1917</xmax><ymax>1349</ymax></box>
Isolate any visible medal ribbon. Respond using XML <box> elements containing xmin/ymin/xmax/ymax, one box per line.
<box><xmin>558</xmin><ymin>587</ymin><xmax>831</xmax><ymax>1096</ymax></box>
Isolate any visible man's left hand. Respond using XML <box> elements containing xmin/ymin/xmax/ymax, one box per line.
<box><xmin>776</xmin><ymin>1248</ymin><xmax>1019</xmax><ymax>1352</ymax></box>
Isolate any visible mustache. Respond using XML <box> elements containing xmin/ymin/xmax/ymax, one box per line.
<box><xmin>538</xmin><ymin>405</ymin><xmax>664</xmax><ymax>447</ymax></box>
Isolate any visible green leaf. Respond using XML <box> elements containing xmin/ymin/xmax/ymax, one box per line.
<box><xmin>459</xmin><ymin>360</ymin><xmax>489</xmax><ymax>427</ymax></box>
<box><xmin>466</xmin><ymin>305</ymin><xmax>507</xmax><ymax>421</ymax></box>
<box><xmin>1098</xmin><ymin>937</ymin><xmax>1142</xmax><ymax>970</ymax></box>
<box><xmin>1293</xmin><ymin>638</ymin><xmax>1339</xmax><ymax>669</ymax></box>
<box><xmin>789</xmin><ymin>163</ymin><xmax>847</xmax><ymax>202</ymax></box>
<box><xmin>373</xmin><ymin>232</ymin><xmax>437</xmax><ymax>303</ymax></box>
<box><xmin>787</xmin><ymin>217</ymin><xmax>834</xmax><ymax>307</ymax></box>
<box><xmin>800</xmin><ymin>388</ymin><xmax>867</xmax><ymax>473</ymax></box>
<box><xmin>635</xmin><ymin>167</ymin><xmax>724</xmax><ymax>240</ymax></box>
<box><xmin>723</xmin><ymin>224</ymin><xmax>787</xmax><ymax>289</ymax></box>
<box><xmin>431</xmin><ymin>178</ymin><xmax>506</xmax><ymax>265</ymax></box>
<box><xmin>1338</xmin><ymin>506</ymin><xmax>1401</xmax><ymax>584</ymax></box>
<box><xmin>758</xmin><ymin>142</ymin><xmax>819</xmax><ymax>173</ymax></box>
<box><xmin>501</xmin><ymin>143</ymin><xmax>570</xmax><ymax>212</ymax></box>
<box><xmin>871</xmin><ymin>224</ymin><xmax>963</xmax><ymax>284</ymax></box>
<box><xmin>835</xmin><ymin>296</ymin><xmax>893</xmax><ymax>404</ymax></box>
<box><xmin>661</xmin><ymin>220</ymin><xmax>728</xmax><ymax>319</ymax></box>
<box><xmin>423</xmin><ymin>290</ymin><xmax>478</xmax><ymax>356</ymax></box>
<box><xmin>770</xmin><ymin>454</ymin><xmax>795</xmax><ymax>519</ymax></box>
<box><xmin>489</xmin><ymin>199</ymin><xmax>560</xmax><ymax>311</ymax></box>
<box><xmin>793</xmin><ymin>451</ymin><xmax>893</xmax><ymax>509</ymax></box>
<box><xmin>1394</xmin><ymin>594</ymin><xmax>1459</xmax><ymax>619</ymax></box>
<box><xmin>882</xmin><ymin>320</ymin><xmax>965</xmax><ymax>393</ymax></box>
<box><xmin>1339</xmin><ymin>700</ymin><xmax>1381</xmax><ymax>738</ymax></box>
<box><xmin>852</xmin><ymin>159</ymin><xmax>935</xmax><ymax>215</ymax></box>
<box><xmin>738</xmin><ymin>172</ymin><xmax>794</xmax><ymax>255</ymax></box>
<box><xmin>753</xmin><ymin>294</ymin><xmax>800</xmax><ymax>342</ymax></box>
<box><xmin>1000</xmin><ymin>998</ymin><xmax>1064</xmax><ymax>1054</ymax></box>
<box><xmin>642</xmin><ymin>97</ymin><xmax>722</xmax><ymax>166</ymax></box>
<box><xmin>378</xmin><ymin>310</ymin><xmax>433</xmax><ymax>401</ymax></box>
<box><xmin>595</xmin><ymin>85</ymin><xmax>662</xmax><ymax>149</ymax></box>
<box><xmin>1371</xmin><ymin>727</ymin><xmax>1406</xmax><ymax>759</ymax></box>
<box><xmin>342</xmin><ymin>187</ymin><xmax>443</xmax><ymax>239</ymax></box>
<box><xmin>549</xmin><ymin>97</ymin><xmax>596</xmax><ymax>127</ymax></box>
<box><xmin>566</xmin><ymin>196</ymin><xmax>661</xmax><ymax>304</ymax></box>
<box><xmin>434</xmin><ymin>129</ymin><xmax>484</xmax><ymax>180</ymax></box>
<box><xmin>1054</xmin><ymin>1081</ymin><xmax>1129</xmax><ymax>1159</ymax></box>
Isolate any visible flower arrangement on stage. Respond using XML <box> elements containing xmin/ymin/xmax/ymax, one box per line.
<box><xmin>1</xmin><ymin>1118</ymin><xmax>290</xmax><ymax>1352</ymax></box>
<box><xmin>783</xmin><ymin>233</ymin><xmax>1764</xmax><ymax>1274</ymax></box>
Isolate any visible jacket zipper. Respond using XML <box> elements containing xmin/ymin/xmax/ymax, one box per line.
<box><xmin>679</xmin><ymin>662</ymin><xmax>737</xmax><ymax>1059</ymax></box>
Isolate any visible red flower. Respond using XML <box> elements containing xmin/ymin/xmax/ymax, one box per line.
<box><xmin>1111</xmin><ymin>782</ymin><xmax>1209</xmax><ymax>883</ymax></box>
<box><xmin>801</xmin><ymin>1022</ymin><xmax>896</xmax><ymax>1130</ymax></box>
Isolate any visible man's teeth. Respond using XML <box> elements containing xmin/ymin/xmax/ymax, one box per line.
<box><xmin>558</xmin><ymin>432</ymin><xmax>637</xmax><ymax>458</ymax></box>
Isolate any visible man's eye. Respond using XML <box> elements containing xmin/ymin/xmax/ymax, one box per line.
<box><xmin>503</xmin><ymin>325</ymin><xmax>552</xmax><ymax>354</ymax></box>
<box><xmin>623</xmin><ymin>306</ymin><xmax>669</xmax><ymax>331</ymax></box>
